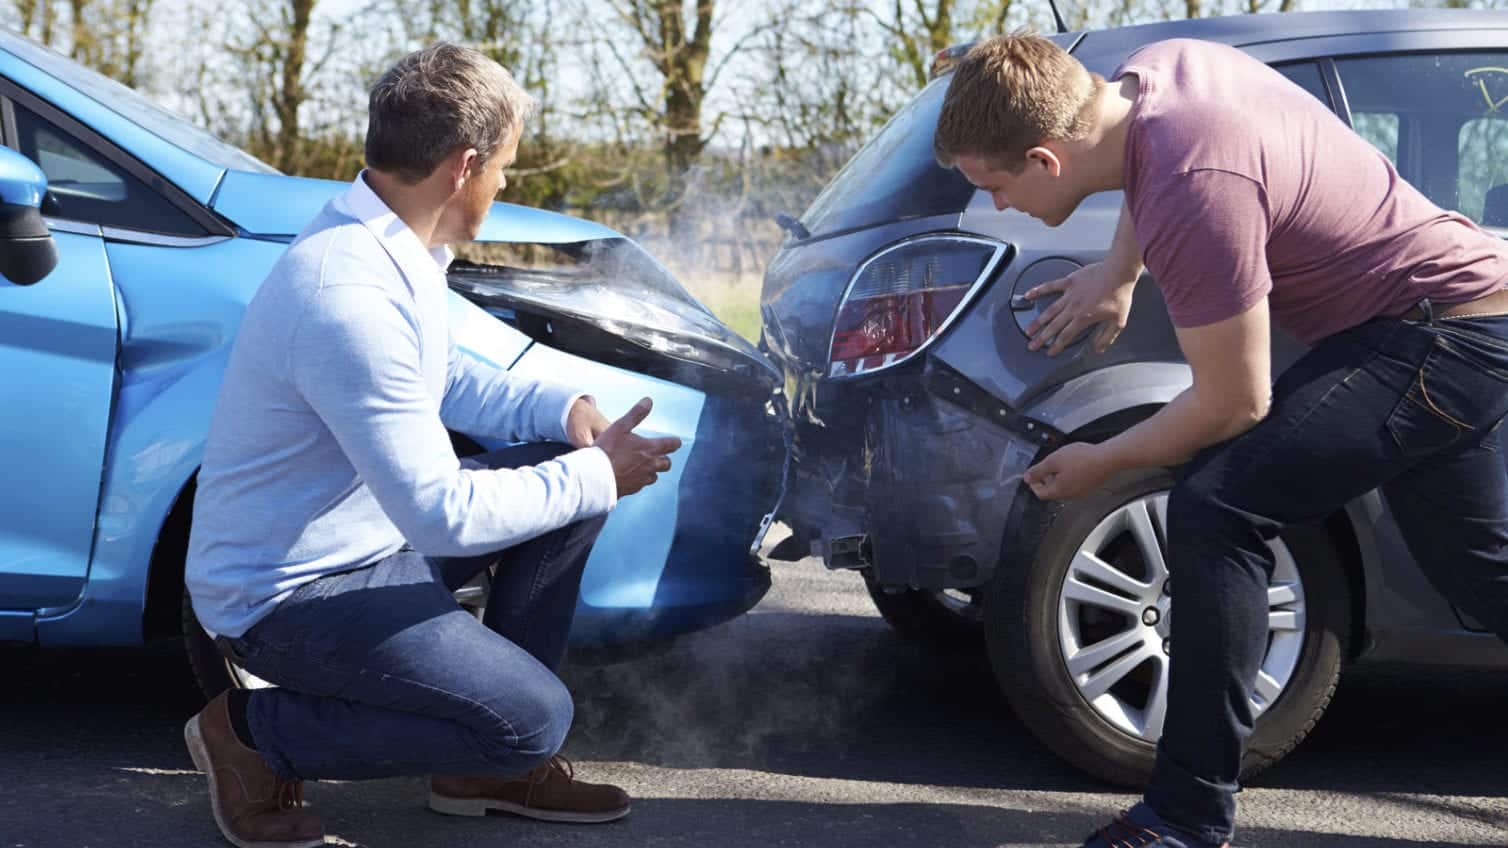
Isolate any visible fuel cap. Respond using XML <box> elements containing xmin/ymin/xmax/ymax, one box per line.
<box><xmin>1009</xmin><ymin>257</ymin><xmax>1084</xmax><ymax>342</ymax></box>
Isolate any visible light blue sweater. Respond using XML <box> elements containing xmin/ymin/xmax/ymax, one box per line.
<box><xmin>186</xmin><ymin>175</ymin><xmax>617</xmax><ymax>638</ymax></box>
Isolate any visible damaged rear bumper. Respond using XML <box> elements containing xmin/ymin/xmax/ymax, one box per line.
<box><xmin>775</xmin><ymin>359</ymin><xmax>1061</xmax><ymax>591</ymax></box>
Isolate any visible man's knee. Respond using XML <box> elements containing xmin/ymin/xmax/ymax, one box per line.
<box><xmin>1167</xmin><ymin>473</ymin><xmax>1227</xmax><ymax>534</ymax></box>
<box><xmin>476</xmin><ymin>673</ymin><xmax>574</xmax><ymax>766</ymax></box>
<box><xmin>1167</xmin><ymin>471</ymin><xmax>1281</xmax><ymax>590</ymax></box>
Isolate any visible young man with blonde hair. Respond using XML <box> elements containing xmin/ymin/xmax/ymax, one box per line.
<box><xmin>936</xmin><ymin>30</ymin><xmax>1508</xmax><ymax>848</ymax></box>
<box><xmin>183</xmin><ymin>42</ymin><xmax>679</xmax><ymax>848</ymax></box>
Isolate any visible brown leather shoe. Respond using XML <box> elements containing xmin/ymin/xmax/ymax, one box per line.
<box><xmin>429</xmin><ymin>756</ymin><xmax>630</xmax><ymax>823</ymax></box>
<box><xmin>184</xmin><ymin>692</ymin><xmax>325</xmax><ymax>848</ymax></box>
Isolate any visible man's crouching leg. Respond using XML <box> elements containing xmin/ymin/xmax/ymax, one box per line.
<box><xmin>431</xmin><ymin>443</ymin><xmax>627</xmax><ymax>823</ymax></box>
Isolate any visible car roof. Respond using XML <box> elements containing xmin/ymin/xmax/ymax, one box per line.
<box><xmin>1070</xmin><ymin>9</ymin><xmax>1508</xmax><ymax>62</ymax></box>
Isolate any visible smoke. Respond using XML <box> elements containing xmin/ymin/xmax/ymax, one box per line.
<box><xmin>558</xmin><ymin>551</ymin><xmax>903</xmax><ymax>771</ymax></box>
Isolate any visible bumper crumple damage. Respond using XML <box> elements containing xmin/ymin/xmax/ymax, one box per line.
<box><xmin>449</xmin><ymin>237</ymin><xmax>778</xmax><ymax>395</ymax></box>
<box><xmin>446</xmin><ymin>236</ymin><xmax>790</xmax><ymax>644</ymax></box>
<box><xmin>771</xmin><ymin>356</ymin><xmax>1063</xmax><ymax>591</ymax></box>
<box><xmin>759</xmin><ymin>222</ymin><xmax>1065</xmax><ymax>591</ymax></box>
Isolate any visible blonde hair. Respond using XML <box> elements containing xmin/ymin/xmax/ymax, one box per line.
<box><xmin>934</xmin><ymin>30</ymin><xmax>1099</xmax><ymax>173</ymax></box>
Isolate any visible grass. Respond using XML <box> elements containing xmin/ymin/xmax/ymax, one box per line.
<box><xmin>668</xmin><ymin>265</ymin><xmax>765</xmax><ymax>342</ymax></box>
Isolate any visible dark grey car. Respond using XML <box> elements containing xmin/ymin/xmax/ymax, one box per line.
<box><xmin>760</xmin><ymin>9</ymin><xmax>1508</xmax><ymax>787</ymax></box>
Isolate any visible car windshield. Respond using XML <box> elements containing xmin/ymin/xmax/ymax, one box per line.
<box><xmin>0</xmin><ymin>32</ymin><xmax>278</xmax><ymax>175</ymax></box>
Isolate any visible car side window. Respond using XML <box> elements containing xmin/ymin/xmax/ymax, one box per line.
<box><xmin>1352</xmin><ymin>113</ymin><xmax>1400</xmax><ymax>167</ymax></box>
<box><xmin>1274</xmin><ymin>61</ymin><xmax>1330</xmax><ymax>108</ymax></box>
<box><xmin>1458</xmin><ymin>117</ymin><xmax>1508</xmax><ymax>226</ymax></box>
<box><xmin>10</xmin><ymin>101</ymin><xmax>202</xmax><ymax>235</ymax></box>
<box><xmin>1336</xmin><ymin>52</ymin><xmax>1508</xmax><ymax>227</ymax></box>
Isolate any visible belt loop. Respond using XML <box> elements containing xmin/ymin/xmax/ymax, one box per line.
<box><xmin>1417</xmin><ymin>297</ymin><xmax>1435</xmax><ymax>325</ymax></box>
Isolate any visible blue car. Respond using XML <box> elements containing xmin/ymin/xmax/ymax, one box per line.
<box><xmin>0</xmin><ymin>31</ymin><xmax>785</xmax><ymax>695</ymax></box>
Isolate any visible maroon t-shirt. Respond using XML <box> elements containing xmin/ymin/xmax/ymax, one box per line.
<box><xmin>1117</xmin><ymin>39</ymin><xmax>1508</xmax><ymax>344</ymax></box>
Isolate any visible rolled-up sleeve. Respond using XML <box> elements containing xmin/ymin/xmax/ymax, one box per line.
<box><xmin>1135</xmin><ymin>169</ymin><xmax>1273</xmax><ymax>330</ymax></box>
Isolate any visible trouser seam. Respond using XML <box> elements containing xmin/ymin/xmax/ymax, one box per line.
<box><xmin>526</xmin><ymin>526</ymin><xmax>576</xmax><ymax>604</ymax></box>
<box><xmin>247</xmin><ymin>641</ymin><xmax>524</xmax><ymax>750</ymax></box>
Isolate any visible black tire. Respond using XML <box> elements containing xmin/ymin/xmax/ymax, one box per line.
<box><xmin>181</xmin><ymin>589</ymin><xmax>238</xmax><ymax>702</ymax></box>
<box><xmin>863</xmin><ymin>571</ymin><xmax>985</xmax><ymax>649</ymax></box>
<box><xmin>986</xmin><ymin>468</ymin><xmax>1349</xmax><ymax>788</ymax></box>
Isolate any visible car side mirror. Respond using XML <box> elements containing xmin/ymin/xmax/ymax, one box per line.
<box><xmin>0</xmin><ymin>146</ymin><xmax>57</xmax><ymax>286</ymax></box>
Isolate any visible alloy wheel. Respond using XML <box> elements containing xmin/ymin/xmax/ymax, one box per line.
<box><xmin>1056</xmin><ymin>492</ymin><xmax>1307</xmax><ymax>741</ymax></box>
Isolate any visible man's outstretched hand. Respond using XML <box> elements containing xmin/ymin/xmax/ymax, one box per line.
<box><xmin>595</xmin><ymin>397</ymin><xmax>682</xmax><ymax>498</ymax></box>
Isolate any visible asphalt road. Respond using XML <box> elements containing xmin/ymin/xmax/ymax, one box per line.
<box><xmin>2</xmin><ymin>548</ymin><xmax>1505</xmax><ymax>848</ymax></box>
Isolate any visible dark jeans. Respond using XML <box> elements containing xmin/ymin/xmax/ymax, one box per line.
<box><xmin>218</xmin><ymin>443</ymin><xmax>607</xmax><ymax>781</ymax></box>
<box><xmin>1145</xmin><ymin>312</ymin><xmax>1508</xmax><ymax>845</ymax></box>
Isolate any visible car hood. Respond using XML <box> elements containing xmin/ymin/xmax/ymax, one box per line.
<box><xmin>210</xmin><ymin>169</ymin><xmax>618</xmax><ymax>244</ymax></box>
<box><xmin>211</xmin><ymin>169</ymin><xmax>772</xmax><ymax>394</ymax></box>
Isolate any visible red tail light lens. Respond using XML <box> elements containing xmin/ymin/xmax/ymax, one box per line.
<box><xmin>827</xmin><ymin>235</ymin><xmax>1006</xmax><ymax>378</ymax></box>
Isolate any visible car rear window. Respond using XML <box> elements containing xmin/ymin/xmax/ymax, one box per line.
<box><xmin>797</xmin><ymin>76</ymin><xmax>974</xmax><ymax>240</ymax></box>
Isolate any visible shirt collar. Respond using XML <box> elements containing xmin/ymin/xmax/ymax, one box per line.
<box><xmin>334</xmin><ymin>171</ymin><xmax>455</xmax><ymax>284</ymax></box>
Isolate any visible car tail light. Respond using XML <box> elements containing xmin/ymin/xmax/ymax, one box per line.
<box><xmin>827</xmin><ymin>235</ymin><xmax>1007</xmax><ymax>378</ymax></box>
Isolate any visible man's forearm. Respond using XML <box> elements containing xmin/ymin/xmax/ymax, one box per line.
<box><xmin>443</xmin><ymin>352</ymin><xmax>579</xmax><ymax>443</ymax></box>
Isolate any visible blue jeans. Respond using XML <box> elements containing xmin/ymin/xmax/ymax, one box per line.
<box><xmin>218</xmin><ymin>443</ymin><xmax>607</xmax><ymax>781</ymax></box>
<box><xmin>1145</xmin><ymin>312</ymin><xmax>1508</xmax><ymax>845</ymax></box>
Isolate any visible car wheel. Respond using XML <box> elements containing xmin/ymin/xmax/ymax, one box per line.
<box><xmin>181</xmin><ymin>589</ymin><xmax>275</xmax><ymax>701</ymax></box>
<box><xmin>986</xmin><ymin>468</ymin><xmax>1348</xmax><ymax>787</ymax></box>
<box><xmin>863</xmin><ymin>571</ymin><xmax>984</xmax><ymax>648</ymax></box>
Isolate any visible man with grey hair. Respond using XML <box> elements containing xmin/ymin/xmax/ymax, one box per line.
<box><xmin>182</xmin><ymin>42</ymin><xmax>678</xmax><ymax>848</ymax></box>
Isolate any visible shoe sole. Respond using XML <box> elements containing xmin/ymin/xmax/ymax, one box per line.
<box><xmin>184</xmin><ymin>714</ymin><xmax>325</xmax><ymax>848</ymax></box>
<box><xmin>428</xmin><ymin>791</ymin><xmax>630</xmax><ymax>824</ymax></box>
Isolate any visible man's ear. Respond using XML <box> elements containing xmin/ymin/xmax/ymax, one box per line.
<box><xmin>448</xmin><ymin>147</ymin><xmax>480</xmax><ymax>192</ymax></box>
<box><xmin>1025</xmin><ymin>145</ymin><xmax>1063</xmax><ymax>178</ymax></box>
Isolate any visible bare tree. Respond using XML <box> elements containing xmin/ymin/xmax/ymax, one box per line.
<box><xmin>221</xmin><ymin>0</ymin><xmax>341</xmax><ymax>173</ymax></box>
<box><xmin>114</xmin><ymin>0</ymin><xmax>151</xmax><ymax>85</ymax></box>
<box><xmin>15</xmin><ymin>0</ymin><xmax>38</xmax><ymax>31</ymax></box>
<box><xmin>606</xmin><ymin>0</ymin><xmax>715</xmax><ymax>183</ymax></box>
<box><xmin>874</xmin><ymin>0</ymin><xmax>956</xmax><ymax>90</ymax></box>
<box><xmin>274</xmin><ymin>0</ymin><xmax>316</xmax><ymax>172</ymax></box>
<box><xmin>68</xmin><ymin>0</ymin><xmax>90</xmax><ymax>61</ymax></box>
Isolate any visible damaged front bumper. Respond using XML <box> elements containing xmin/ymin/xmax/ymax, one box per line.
<box><xmin>774</xmin><ymin>358</ymin><xmax>1062</xmax><ymax>591</ymax></box>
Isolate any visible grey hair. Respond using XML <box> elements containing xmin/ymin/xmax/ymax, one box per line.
<box><xmin>365</xmin><ymin>42</ymin><xmax>536</xmax><ymax>184</ymax></box>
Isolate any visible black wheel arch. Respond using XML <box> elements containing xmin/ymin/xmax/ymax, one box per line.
<box><xmin>1001</xmin><ymin>403</ymin><xmax>1369</xmax><ymax>660</ymax></box>
<box><xmin>142</xmin><ymin>473</ymin><xmax>197</xmax><ymax>642</ymax></box>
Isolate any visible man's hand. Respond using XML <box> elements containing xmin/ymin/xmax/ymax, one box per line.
<box><xmin>565</xmin><ymin>396</ymin><xmax>611</xmax><ymax>449</ymax></box>
<box><xmin>1027</xmin><ymin>300</ymin><xmax>1274</xmax><ymax>500</ymax></box>
<box><xmin>1024</xmin><ymin>260</ymin><xmax>1138</xmax><ymax>356</ymax></box>
<box><xmin>1023</xmin><ymin>442</ymin><xmax>1119</xmax><ymax>501</ymax></box>
<box><xmin>595</xmin><ymin>397</ymin><xmax>682</xmax><ymax>498</ymax></box>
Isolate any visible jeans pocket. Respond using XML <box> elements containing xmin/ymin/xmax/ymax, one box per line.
<box><xmin>1385</xmin><ymin>338</ymin><xmax>1480</xmax><ymax>457</ymax></box>
<box><xmin>1386</xmin><ymin>382</ymin><xmax>1466</xmax><ymax>456</ymax></box>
